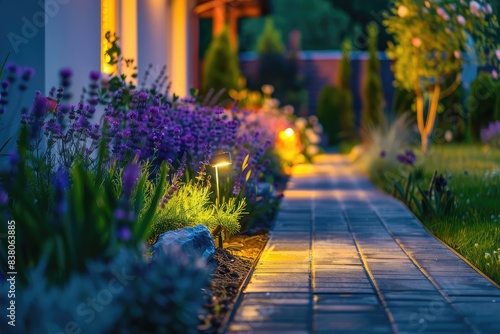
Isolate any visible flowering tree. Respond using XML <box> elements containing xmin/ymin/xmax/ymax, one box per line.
<box><xmin>384</xmin><ymin>0</ymin><xmax>500</xmax><ymax>154</ymax></box>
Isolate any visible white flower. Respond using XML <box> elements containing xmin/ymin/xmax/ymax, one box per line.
<box><xmin>445</xmin><ymin>130</ymin><xmax>453</xmax><ymax>142</ymax></box>
<box><xmin>457</xmin><ymin>15</ymin><xmax>466</xmax><ymax>26</ymax></box>
<box><xmin>470</xmin><ymin>1</ymin><xmax>481</xmax><ymax>15</ymax></box>
<box><xmin>305</xmin><ymin>128</ymin><xmax>320</xmax><ymax>144</ymax></box>
<box><xmin>495</xmin><ymin>50</ymin><xmax>500</xmax><ymax>60</ymax></box>
<box><xmin>306</xmin><ymin>145</ymin><xmax>319</xmax><ymax>156</ymax></box>
<box><xmin>294</xmin><ymin>117</ymin><xmax>307</xmax><ymax>130</ymax></box>
<box><xmin>492</xmin><ymin>70</ymin><xmax>498</xmax><ymax>80</ymax></box>
<box><xmin>261</xmin><ymin>84</ymin><xmax>274</xmax><ymax>95</ymax></box>
<box><xmin>485</xmin><ymin>253</ymin><xmax>491</xmax><ymax>259</ymax></box>
<box><xmin>398</xmin><ymin>5</ymin><xmax>409</xmax><ymax>18</ymax></box>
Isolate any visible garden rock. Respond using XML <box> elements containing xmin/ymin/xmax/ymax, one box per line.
<box><xmin>153</xmin><ymin>225</ymin><xmax>215</xmax><ymax>262</ymax></box>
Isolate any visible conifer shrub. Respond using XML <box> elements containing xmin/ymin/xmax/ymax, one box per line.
<box><xmin>467</xmin><ymin>72</ymin><xmax>496</xmax><ymax>141</ymax></box>
<box><xmin>317</xmin><ymin>85</ymin><xmax>340</xmax><ymax>145</ymax></box>
<box><xmin>337</xmin><ymin>40</ymin><xmax>356</xmax><ymax>141</ymax></box>
<box><xmin>361</xmin><ymin>23</ymin><xmax>384</xmax><ymax>131</ymax></box>
<box><xmin>202</xmin><ymin>27</ymin><xmax>241</xmax><ymax>101</ymax></box>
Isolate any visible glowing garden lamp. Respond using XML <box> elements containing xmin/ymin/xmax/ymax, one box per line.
<box><xmin>210</xmin><ymin>151</ymin><xmax>232</xmax><ymax>247</ymax></box>
<box><xmin>210</xmin><ymin>151</ymin><xmax>232</xmax><ymax>203</ymax></box>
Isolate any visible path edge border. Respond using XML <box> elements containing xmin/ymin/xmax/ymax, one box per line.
<box><xmin>384</xmin><ymin>191</ymin><xmax>500</xmax><ymax>290</ymax></box>
<box><xmin>218</xmin><ymin>235</ymin><xmax>270</xmax><ymax>334</ymax></box>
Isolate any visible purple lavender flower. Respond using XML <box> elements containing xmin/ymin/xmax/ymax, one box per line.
<box><xmin>0</xmin><ymin>189</ymin><xmax>8</xmax><ymax>206</ymax></box>
<box><xmin>89</xmin><ymin>70</ymin><xmax>101</xmax><ymax>81</ymax></box>
<box><xmin>59</xmin><ymin>68</ymin><xmax>73</xmax><ymax>79</ymax></box>
<box><xmin>122</xmin><ymin>163</ymin><xmax>140</xmax><ymax>197</ymax></box>
<box><xmin>116</xmin><ymin>226</ymin><xmax>132</xmax><ymax>241</ymax></box>
<box><xmin>8</xmin><ymin>150</ymin><xmax>20</xmax><ymax>166</ymax></box>
<box><xmin>5</xmin><ymin>63</ymin><xmax>18</xmax><ymax>84</ymax></box>
<box><xmin>397</xmin><ymin>149</ymin><xmax>416</xmax><ymax>166</ymax></box>
<box><xmin>21</xmin><ymin>67</ymin><xmax>35</xmax><ymax>81</ymax></box>
<box><xmin>52</xmin><ymin>167</ymin><xmax>69</xmax><ymax>219</ymax></box>
<box><xmin>380</xmin><ymin>150</ymin><xmax>386</xmax><ymax>158</ymax></box>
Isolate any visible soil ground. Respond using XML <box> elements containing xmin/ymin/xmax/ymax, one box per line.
<box><xmin>198</xmin><ymin>233</ymin><xmax>268</xmax><ymax>333</ymax></box>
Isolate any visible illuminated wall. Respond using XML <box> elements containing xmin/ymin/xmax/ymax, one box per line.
<box><xmin>119</xmin><ymin>0</ymin><xmax>138</xmax><ymax>84</ymax></box>
<box><xmin>169</xmin><ymin>0</ymin><xmax>195</xmax><ymax>97</ymax></box>
<box><xmin>101</xmin><ymin>0</ymin><xmax>117</xmax><ymax>74</ymax></box>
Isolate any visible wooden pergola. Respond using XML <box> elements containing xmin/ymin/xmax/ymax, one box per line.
<box><xmin>193</xmin><ymin>0</ymin><xmax>270</xmax><ymax>48</ymax></box>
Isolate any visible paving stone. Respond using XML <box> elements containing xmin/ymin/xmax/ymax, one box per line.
<box><xmin>225</xmin><ymin>154</ymin><xmax>500</xmax><ymax>334</ymax></box>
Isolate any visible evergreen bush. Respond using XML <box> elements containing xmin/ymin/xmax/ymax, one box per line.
<box><xmin>361</xmin><ymin>23</ymin><xmax>384</xmax><ymax>131</ymax></box>
<box><xmin>202</xmin><ymin>27</ymin><xmax>241</xmax><ymax>101</ymax></box>
<box><xmin>337</xmin><ymin>40</ymin><xmax>356</xmax><ymax>141</ymax></box>
<box><xmin>317</xmin><ymin>85</ymin><xmax>340</xmax><ymax>145</ymax></box>
<box><xmin>467</xmin><ymin>72</ymin><xmax>496</xmax><ymax>141</ymax></box>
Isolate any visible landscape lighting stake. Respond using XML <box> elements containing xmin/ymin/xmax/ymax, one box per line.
<box><xmin>210</xmin><ymin>151</ymin><xmax>232</xmax><ymax>247</ymax></box>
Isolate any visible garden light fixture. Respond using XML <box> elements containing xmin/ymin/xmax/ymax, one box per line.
<box><xmin>210</xmin><ymin>151</ymin><xmax>232</xmax><ymax>168</ymax></box>
<box><xmin>210</xmin><ymin>151</ymin><xmax>232</xmax><ymax>248</ymax></box>
<box><xmin>210</xmin><ymin>151</ymin><xmax>232</xmax><ymax>203</ymax></box>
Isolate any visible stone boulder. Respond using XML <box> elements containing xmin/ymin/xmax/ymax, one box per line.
<box><xmin>152</xmin><ymin>224</ymin><xmax>215</xmax><ymax>262</ymax></box>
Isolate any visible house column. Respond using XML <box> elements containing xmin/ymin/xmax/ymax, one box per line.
<box><xmin>170</xmin><ymin>0</ymin><xmax>195</xmax><ymax>97</ymax></box>
<box><xmin>118</xmin><ymin>0</ymin><xmax>137</xmax><ymax>84</ymax></box>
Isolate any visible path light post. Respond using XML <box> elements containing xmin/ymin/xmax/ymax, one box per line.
<box><xmin>210</xmin><ymin>151</ymin><xmax>232</xmax><ymax>247</ymax></box>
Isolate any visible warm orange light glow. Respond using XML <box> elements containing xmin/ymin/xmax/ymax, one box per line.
<box><xmin>171</xmin><ymin>0</ymin><xmax>188</xmax><ymax>97</ymax></box>
<box><xmin>279</xmin><ymin>127</ymin><xmax>296</xmax><ymax>142</ymax></box>
<box><xmin>120</xmin><ymin>0</ymin><xmax>137</xmax><ymax>83</ymax></box>
<box><xmin>101</xmin><ymin>0</ymin><xmax>117</xmax><ymax>74</ymax></box>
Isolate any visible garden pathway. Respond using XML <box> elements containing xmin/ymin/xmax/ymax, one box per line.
<box><xmin>225</xmin><ymin>154</ymin><xmax>500</xmax><ymax>334</ymax></box>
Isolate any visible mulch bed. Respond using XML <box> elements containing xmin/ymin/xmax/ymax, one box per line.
<box><xmin>198</xmin><ymin>233</ymin><xmax>268</xmax><ymax>333</ymax></box>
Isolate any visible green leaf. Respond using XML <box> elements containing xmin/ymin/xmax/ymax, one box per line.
<box><xmin>0</xmin><ymin>51</ymin><xmax>10</xmax><ymax>78</ymax></box>
<box><xmin>134</xmin><ymin>162</ymin><xmax>167</xmax><ymax>241</ymax></box>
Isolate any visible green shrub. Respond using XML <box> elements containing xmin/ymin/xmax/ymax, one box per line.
<box><xmin>494</xmin><ymin>83</ymin><xmax>500</xmax><ymax>121</ymax></box>
<box><xmin>361</xmin><ymin>23</ymin><xmax>384</xmax><ymax>131</ymax></box>
<box><xmin>255</xmin><ymin>19</ymin><xmax>288</xmax><ymax>102</ymax></box>
<box><xmin>467</xmin><ymin>72</ymin><xmax>496</xmax><ymax>141</ymax></box>
<box><xmin>202</xmin><ymin>27</ymin><xmax>241</xmax><ymax>101</ymax></box>
<box><xmin>0</xmin><ymin>128</ymin><xmax>167</xmax><ymax>286</ymax></box>
<box><xmin>435</xmin><ymin>83</ymin><xmax>465</xmax><ymax>143</ymax></box>
<box><xmin>337</xmin><ymin>40</ymin><xmax>356</xmax><ymax>140</ymax></box>
<box><xmin>2</xmin><ymin>246</ymin><xmax>209</xmax><ymax>334</ymax></box>
<box><xmin>317</xmin><ymin>85</ymin><xmax>340</xmax><ymax>144</ymax></box>
<box><xmin>390</xmin><ymin>87</ymin><xmax>415</xmax><ymax>116</ymax></box>
<box><xmin>256</xmin><ymin>18</ymin><xmax>285</xmax><ymax>55</ymax></box>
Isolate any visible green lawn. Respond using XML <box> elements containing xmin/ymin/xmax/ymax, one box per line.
<box><xmin>374</xmin><ymin>145</ymin><xmax>500</xmax><ymax>284</ymax></box>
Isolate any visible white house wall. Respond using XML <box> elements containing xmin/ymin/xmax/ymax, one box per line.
<box><xmin>137</xmin><ymin>0</ymin><xmax>170</xmax><ymax>90</ymax></box>
<box><xmin>44</xmin><ymin>0</ymin><xmax>101</xmax><ymax>102</ymax></box>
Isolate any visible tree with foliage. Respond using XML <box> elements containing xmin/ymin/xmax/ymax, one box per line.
<box><xmin>361</xmin><ymin>22</ymin><xmax>384</xmax><ymax>131</ymax></box>
<box><xmin>202</xmin><ymin>27</ymin><xmax>241</xmax><ymax>101</ymax></box>
<box><xmin>384</xmin><ymin>0</ymin><xmax>500</xmax><ymax>154</ymax></box>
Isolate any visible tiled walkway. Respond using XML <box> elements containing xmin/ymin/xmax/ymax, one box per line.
<box><xmin>226</xmin><ymin>154</ymin><xmax>500</xmax><ymax>334</ymax></box>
